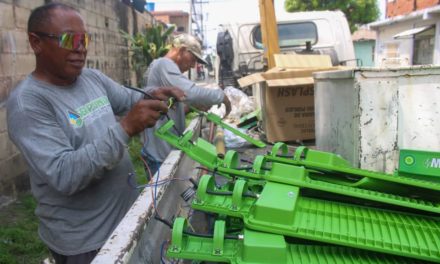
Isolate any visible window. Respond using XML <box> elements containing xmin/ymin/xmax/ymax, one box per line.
<box><xmin>413</xmin><ymin>27</ymin><xmax>435</xmax><ymax>65</ymax></box>
<box><xmin>386</xmin><ymin>43</ymin><xmax>399</xmax><ymax>58</ymax></box>
<box><xmin>381</xmin><ymin>43</ymin><xmax>402</xmax><ymax>66</ymax></box>
<box><xmin>252</xmin><ymin>22</ymin><xmax>317</xmax><ymax>49</ymax></box>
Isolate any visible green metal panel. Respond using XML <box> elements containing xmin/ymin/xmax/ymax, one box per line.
<box><xmin>156</xmin><ymin>122</ymin><xmax>440</xmax><ymax>214</ymax></box>
<box><xmin>189</xmin><ymin>107</ymin><xmax>266</xmax><ymax>148</ymax></box>
<box><xmin>167</xmin><ymin>218</ymin><xmax>429</xmax><ymax>263</ymax></box>
<box><xmin>156</xmin><ymin>120</ymin><xmax>440</xmax><ymax>263</ymax></box>
<box><xmin>399</xmin><ymin>149</ymin><xmax>440</xmax><ymax>179</ymax></box>
<box><xmin>192</xmin><ymin>176</ymin><xmax>440</xmax><ymax>263</ymax></box>
<box><xmin>255</xmin><ymin>156</ymin><xmax>440</xmax><ymax>214</ymax></box>
<box><xmin>168</xmin><ymin>218</ymin><xmax>234</xmax><ymax>262</ymax></box>
<box><xmin>155</xmin><ymin>120</ymin><xmax>221</xmax><ymax>166</ymax></box>
<box><xmin>267</xmin><ymin>144</ymin><xmax>440</xmax><ymax>200</ymax></box>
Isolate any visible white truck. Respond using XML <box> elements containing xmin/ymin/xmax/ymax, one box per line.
<box><xmin>216</xmin><ymin>10</ymin><xmax>356</xmax><ymax>87</ymax></box>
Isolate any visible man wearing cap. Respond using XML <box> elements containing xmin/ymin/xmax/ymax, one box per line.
<box><xmin>141</xmin><ymin>33</ymin><xmax>231</xmax><ymax>175</ymax></box>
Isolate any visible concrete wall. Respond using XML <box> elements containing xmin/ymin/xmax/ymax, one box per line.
<box><xmin>0</xmin><ymin>0</ymin><xmax>156</xmax><ymax>204</ymax></box>
<box><xmin>315</xmin><ymin>67</ymin><xmax>440</xmax><ymax>173</ymax></box>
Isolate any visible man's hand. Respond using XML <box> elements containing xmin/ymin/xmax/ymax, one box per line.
<box><xmin>150</xmin><ymin>87</ymin><xmax>186</xmax><ymax>102</ymax></box>
<box><xmin>222</xmin><ymin>95</ymin><xmax>232</xmax><ymax>118</ymax></box>
<box><xmin>120</xmin><ymin>100</ymin><xmax>168</xmax><ymax>137</ymax></box>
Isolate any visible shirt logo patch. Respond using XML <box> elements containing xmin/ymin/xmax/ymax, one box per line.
<box><xmin>67</xmin><ymin>96</ymin><xmax>111</xmax><ymax>128</ymax></box>
<box><xmin>68</xmin><ymin>111</ymin><xmax>83</xmax><ymax>127</ymax></box>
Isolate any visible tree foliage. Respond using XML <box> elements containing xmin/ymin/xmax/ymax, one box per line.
<box><xmin>120</xmin><ymin>24</ymin><xmax>175</xmax><ymax>85</ymax></box>
<box><xmin>284</xmin><ymin>0</ymin><xmax>379</xmax><ymax>32</ymax></box>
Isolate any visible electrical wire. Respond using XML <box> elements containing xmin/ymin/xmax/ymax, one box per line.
<box><xmin>192</xmin><ymin>168</ymin><xmax>259</xmax><ymax>198</ymax></box>
<box><xmin>195</xmin><ymin>166</ymin><xmax>230</xmax><ymax>189</ymax></box>
<box><xmin>126</xmin><ymin>172</ymin><xmax>174</xmax><ymax>189</ymax></box>
<box><xmin>140</xmin><ymin>153</ymin><xmax>153</xmax><ymax>182</ymax></box>
<box><xmin>154</xmin><ymin>165</ymin><xmax>160</xmax><ymax>216</ymax></box>
<box><xmin>126</xmin><ymin>170</ymin><xmax>196</xmax><ymax>226</ymax></box>
<box><xmin>160</xmin><ymin>240</ymin><xmax>169</xmax><ymax>264</ymax></box>
<box><xmin>274</xmin><ymin>153</ymin><xmax>293</xmax><ymax>158</ymax></box>
<box><xmin>206</xmin><ymin>189</ymin><xmax>258</xmax><ymax>198</ymax></box>
<box><xmin>240</xmin><ymin>158</ymin><xmax>254</xmax><ymax>164</ymax></box>
<box><xmin>124</xmin><ymin>85</ymin><xmax>154</xmax><ymax>99</ymax></box>
<box><xmin>123</xmin><ymin>85</ymin><xmax>182</xmax><ymax>136</ymax></box>
<box><xmin>154</xmin><ymin>214</ymin><xmax>240</xmax><ymax>240</ymax></box>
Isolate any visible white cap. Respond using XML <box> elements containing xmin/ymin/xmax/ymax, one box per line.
<box><xmin>173</xmin><ymin>33</ymin><xmax>207</xmax><ymax>64</ymax></box>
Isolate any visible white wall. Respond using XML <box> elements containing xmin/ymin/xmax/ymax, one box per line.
<box><xmin>374</xmin><ymin>16</ymin><xmax>440</xmax><ymax>67</ymax></box>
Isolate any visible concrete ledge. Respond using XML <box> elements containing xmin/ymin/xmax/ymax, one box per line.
<box><xmin>92</xmin><ymin>118</ymin><xmax>201</xmax><ymax>264</ymax></box>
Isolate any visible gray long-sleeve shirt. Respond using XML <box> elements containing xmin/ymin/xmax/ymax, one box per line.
<box><xmin>7</xmin><ymin>69</ymin><xmax>141</xmax><ymax>255</ymax></box>
<box><xmin>142</xmin><ymin>57</ymin><xmax>224</xmax><ymax>162</ymax></box>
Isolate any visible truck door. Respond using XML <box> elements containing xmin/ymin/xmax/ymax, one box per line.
<box><xmin>216</xmin><ymin>30</ymin><xmax>235</xmax><ymax>87</ymax></box>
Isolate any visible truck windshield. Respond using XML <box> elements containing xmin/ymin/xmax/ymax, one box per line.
<box><xmin>252</xmin><ymin>22</ymin><xmax>317</xmax><ymax>49</ymax></box>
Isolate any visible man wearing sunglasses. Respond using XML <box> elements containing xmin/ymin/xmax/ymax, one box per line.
<box><xmin>6</xmin><ymin>3</ymin><xmax>185</xmax><ymax>264</ymax></box>
<box><xmin>141</xmin><ymin>34</ymin><xmax>232</xmax><ymax>175</ymax></box>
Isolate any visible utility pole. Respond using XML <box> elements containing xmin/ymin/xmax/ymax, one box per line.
<box><xmin>258</xmin><ymin>0</ymin><xmax>279</xmax><ymax>69</ymax></box>
<box><xmin>191</xmin><ymin>0</ymin><xmax>208</xmax><ymax>47</ymax></box>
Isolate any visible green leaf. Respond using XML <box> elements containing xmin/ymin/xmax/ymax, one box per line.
<box><xmin>283</xmin><ymin>0</ymin><xmax>379</xmax><ymax>32</ymax></box>
<box><xmin>119</xmin><ymin>24</ymin><xmax>175</xmax><ymax>85</ymax></box>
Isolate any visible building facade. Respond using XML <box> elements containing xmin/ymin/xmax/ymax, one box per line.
<box><xmin>370</xmin><ymin>1</ymin><xmax>440</xmax><ymax>66</ymax></box>
<box><xmin>151</xmin><ymin>10</ymin><xmax>189</xmax><ymax>33</ymax></box>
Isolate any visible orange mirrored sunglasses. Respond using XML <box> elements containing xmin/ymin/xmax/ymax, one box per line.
<box><xmin>33</xmin><ymin>32</ymin><xmax>90</xmax><ymax>50</ymax></box>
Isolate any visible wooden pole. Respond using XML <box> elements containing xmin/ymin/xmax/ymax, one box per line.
<box><xmin>258</xmin><ymin>0</ymin><xmax>280</xmax><ymax>69</ymax></box>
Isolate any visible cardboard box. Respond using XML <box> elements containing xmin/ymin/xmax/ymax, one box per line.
<box><xmin>238</xmin><ymin>54</ymin><xmax>337</xmax><ymax>142</ymax></box>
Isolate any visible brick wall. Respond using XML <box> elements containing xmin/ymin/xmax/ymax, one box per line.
<box><xmin>154</xmin><ymin>14</ymin><xmax>171</xmax><ymax>24</ymax></box>
<box><xmin>386</xmin><ymin>0</ymin><xmax>440</xmax><ymax>18</ymax></box>
<box><xmin>151</xmin><ymin>11</ymin><xmax>189</xmax><ymax>33</ymax></box>
<box><xmin>0</xmin><ymin>0</ymin><xmax>155</xmax><ymax>203</ymax></box>
<box><xmin>416</xmin><ymin>0</ymin><xmax>440</xmax><ymax>10</ymax></box>
<box><xmin>169</xmin><ymin>15</ymin><xmax>189</xmax><ymax>32</ymax></box>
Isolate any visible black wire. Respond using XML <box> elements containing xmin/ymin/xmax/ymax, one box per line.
<box><xmin>274</xmin><ymin>153</ymin><xmax>294</xmax><ymax>158</ymax></box>
<box><xmin>127</xmin><ymin>172</ymin><xmax>171</xmax><ymax>189</ymax></box>
<box><xmin>194</xmin><ymin>167</ymin><xmax>223</xmax><ymax>188</ymax></box>
<box><xmin>163</xmin><ymin>113</ymin><xmax>184</xmax><ymax>137</ymax></box>
<box><xmin>195</xmin><ymin>166</ymin><xmax>220</xmax><ymax>177</ymax></box>
<box><xmin>123</xmin><ymin>85</ymin><xmax>183</xmax><ymax>136</ymax></box>
<box><xmin>226</xmin><ymin>228</ymin><xmax>243</xmax><ymax>233</ymax></box>
<box><xmin>234</xmin><ymin>166</ymin><xmax>254</xmax><ymax>170</ymax></box>
<box><xmin>124</xmin><ymin>85</ymin><xmax>154</xmax><ymax>99</ymax></box>
<box><xmin>188</xmin><ymin>171</ymin><xmax>258</xmax><ymax>198</ymax></box>
<box><xmin>155</xmin><ymin>213</ymin><xmax>173</xmax><ymax>228</ymax></box>
<box><xmin>240</xmin><ymin>159</ymin><xmax>254</xmax><ymax>164</ymax></box>
<box><xmin>249</xmin><ymin>164</ymin><xmax>275</xmax><ymax>171</ymax></box>
<box><xmin>195</xmin><ymin>166</ymin><xmax>249</xmax><ymax>180</ymax></box>
<box><xmin>206</xmin><ymin>190</ymin><xmax>258</xmax><ymax>198</ymax></box>
<box><xmin>189</xmin><ymin>178</ymin><xmax>198</xmax><ymax>189</ymax></box>
<box><xmin>196</xmin><ymin>165</ymin><xmax>270</xmax><ymax>175</ymax></box>
<box><xmin>266</xmin><ymin>150</ymin><xmax>295</xmax><ymax>158</ymax></box>
<box><xmin>160</xmin><ymin>240</ymin><xmax>168</xmax><ymax>264</ymax></box>
<box><xmin>154</xmin><ymin>214</ymin><xmax>239</xmax><ymax>240</ymax></box>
